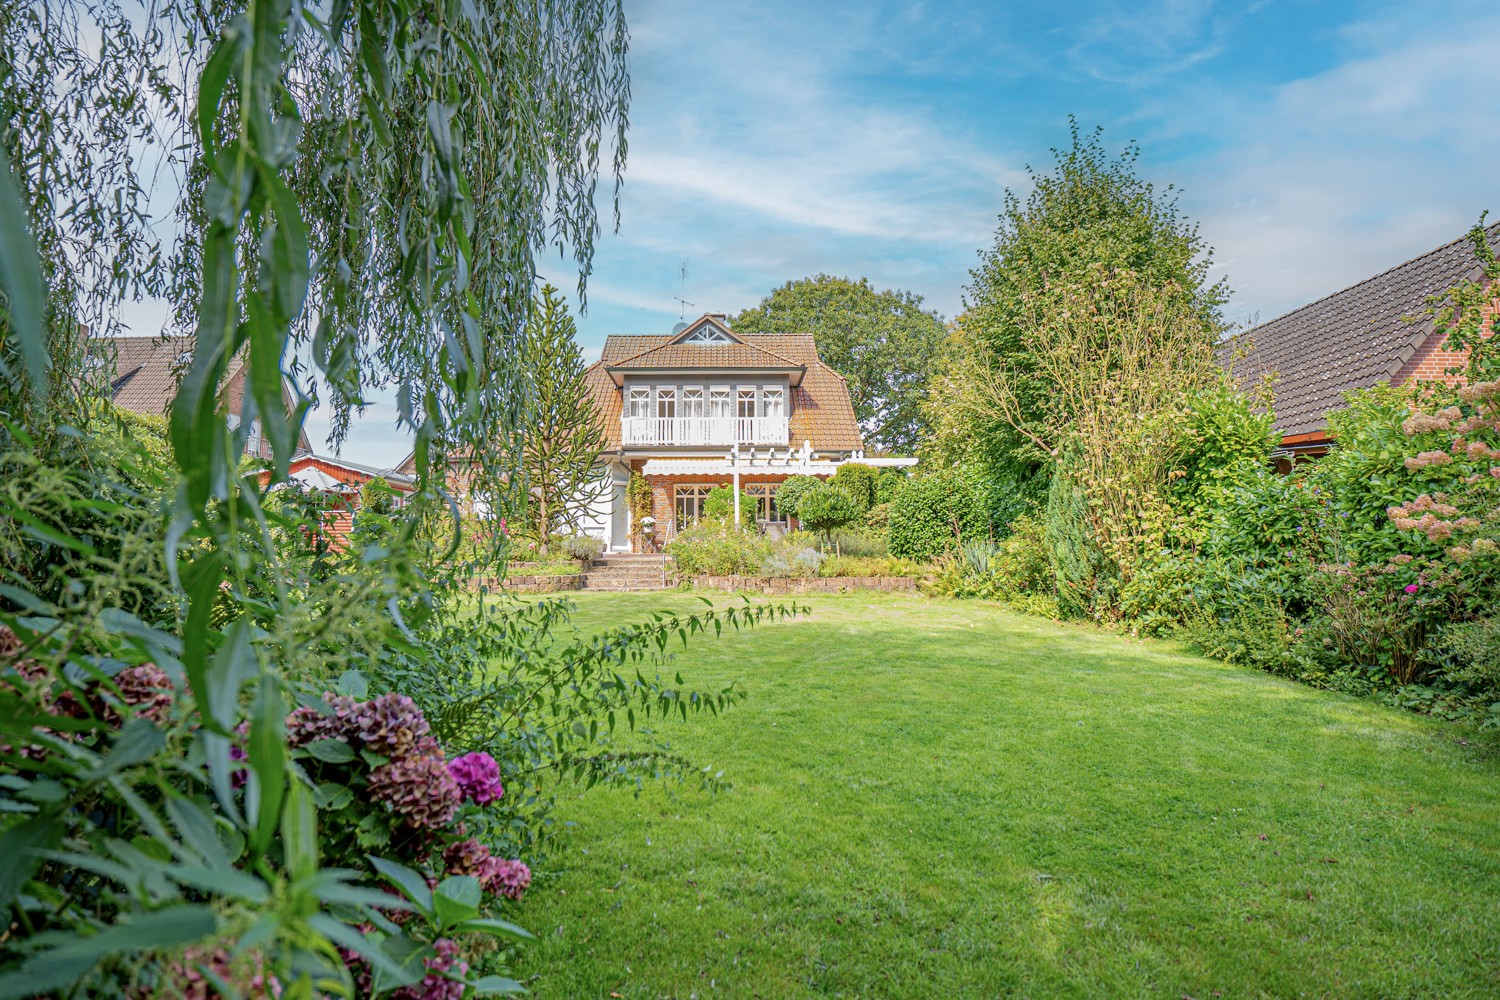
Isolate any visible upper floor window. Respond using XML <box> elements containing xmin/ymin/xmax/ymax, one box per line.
<box><xmin>736</xmin><ymin>387</ymin><xmax>757</xmax><ymax>419</ymax></box>
<box><xmin>682</xmin><ymin>386</ymin><xmax>704</xmax><ymax>418</ymax></box>
<box><xmin>709</xmin><ymin>386</ymin><xmax>731</xmax><ymax>418</ymax></box>
<box><xmin>627</xmin><ymin>386</ymin><xmax>650</xmax><ymax>419</ymax></box>
<box><xmin>760</xmin><ymin>386</ymin><xmax>784</xmax><ymax>419</ymax></box>
<box><xmin>656</xmin><ymin>387</ymin><xmax>676</xmax><ymax>419</ymax></box>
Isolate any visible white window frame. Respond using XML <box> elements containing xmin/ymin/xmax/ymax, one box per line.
<box><xmin>759</xmin><ymin>385</ymin><xmax>784</xmax><ymax>419</ymax></box>
<box><xmin>709</xmin><ymin>386</ymin><xmax>732</xmax><ymax>419</ymax></box>
<box><xmin>736</xmin><ymin>386</ymin><xmax>757</xmax><ymax>419</ymax></box>
<box><xmin>682</xmin><ymin>386</ymin><xmax>705</xmax><ymax>418</ymax></box>
<box><xmin>656</xmin><ymin>386</ymin><xmax>677</xmax><ymax>419</ymax></box>
<box><xmin>627</xmin><ymin>386</ymin><xmax>651</xmax><ymax>419</ymax></box>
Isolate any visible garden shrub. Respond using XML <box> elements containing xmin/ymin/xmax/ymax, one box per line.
<box><xmin>824</xmin><ymin>526</ymin><xmax>889</xmax><ymax>557</ymax></box>
<box><xmin>1045</xmin><ymin>465</ymin><xmax>1114</xmax><ymax>618</ymax></box>
<box><xmin>887</xmin><ymin>470</ymin><xmax>987</xmax><ymax>561</ymax></box>
<box><xmin>796</xmin><ymin>482</ymin><xmax>860</xmax><ymax>541</ymax></box>
<box><xmin>559</xmin><ymin>533</ymin><xmax>606</xmax><ymax>562</ymax></box>
<box><xmin>665</xmin><ymin>521</ymin><xmax>773</xmax><ymax>576</ymax></box>
<box><xmin>865</xmin><ymin>502</ymin><xmax>891</xmax><ymax>531</ymax></box>
<box><xmin>819</xmin><ymin>554</ymin><xmax>923</xmax><ymax>578</ymax></box>
<box><xmin>875</xmin><ymin>467</ymin><xmax>907</xmax><ymax>505</ymax></box>
<box><xmin>761</xmin><ymin>546</ymin><xmax>824</xmax><ymax>578</ymax></box>
<box><xmin>774</xmin><ymin>475</ymin><xmax>822</xmax><ymax>520</ymax></box>
<box><xmin>829</xmin><ymin>462</ymin><xmax>880</xmax><ymax>514</ymax></box>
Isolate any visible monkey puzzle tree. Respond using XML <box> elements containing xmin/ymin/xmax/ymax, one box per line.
<box><xmin>523</xmin><ymin>285</ymin><xmax>607</xmax><ymax>553</ymax></box>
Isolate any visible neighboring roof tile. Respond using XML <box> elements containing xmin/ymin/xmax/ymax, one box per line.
<box><xmin>88</xmin><ymin>335</ymin><xmax>310</xmax><ymax>451</ymax></box>
<box><xmin>585</xmin><ymin>361</ymin><xmax>623</xmax><ymax>450</ymax></box>
<box><xmin>1224</xmin><ymin>222</ymin><xmax>1500</xmax><ymax>438</ymax></box>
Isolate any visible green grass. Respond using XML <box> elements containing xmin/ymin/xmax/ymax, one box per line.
<box><xmin>513</xmin><ymin>592</ymin><xmax>1500</xmax><ymax>998</ymax></box>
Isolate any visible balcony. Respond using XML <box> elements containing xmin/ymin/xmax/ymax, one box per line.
<box><xmin>622</xmin><ymin>416</ymin><xmax>789</xmax><ymax>447</ymax></box>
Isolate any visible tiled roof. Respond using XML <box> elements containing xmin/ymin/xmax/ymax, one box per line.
<box><xmin>607</xmin><ymin>338</ymin><xmax>803</xmax><ymax>370</ymax></box>
<box><xmin>588</xmin><ymin>331</ymin><xmax>863</xmax><ymax>452</ymax></box>
<box><xmin>88</xmin><ymin>335</ymin><xmax>310</xmax><ymax>452</ymax></box>
<box><xmin>1224</xmin><ymin>222</ymin><xmax>1500</xmax><ymax>438</ymax></box>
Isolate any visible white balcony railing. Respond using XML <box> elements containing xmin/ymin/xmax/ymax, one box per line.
<box><xmin>622</xmin><ymin>416</ymin><xmax>788</xmax><ymax>446</ymax></box>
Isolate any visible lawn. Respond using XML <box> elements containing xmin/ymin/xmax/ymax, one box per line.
<box><xmin>512</xmin><ymin>592</ymin><xmax>1500</xmax><ymax>999</ymax></box>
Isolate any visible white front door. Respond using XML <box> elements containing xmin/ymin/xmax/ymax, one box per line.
<box><xmin>610</xmin><ymin>481</ymin><xmax>629</xmax><ymax>551</ymax></box>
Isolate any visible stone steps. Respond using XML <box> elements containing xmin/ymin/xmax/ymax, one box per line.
<box><xmin>578</xmin><ymin>555</ymin><xmax>672</xmax><ymax>592</ymax></box>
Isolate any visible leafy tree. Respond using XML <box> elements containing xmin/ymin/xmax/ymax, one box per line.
<box><xmin>702</xmin><ymin>484</ymin><xmax>757</xmax><ymax>524</ymax></box>
<box><xmin>734</xmin><ymin>276</ymin><xmax>945</xmax><ymax>454</ymax></box>
<box><xmin>523</xmin><ymin>285</ymin><xmax>607</xmax><ymax>553</ymax></box>
<box><xmin>795</xmin><ymin>482</ymin><xmax>859</xmax><ymax>542</ymax></box>
<box><xmin>927</xmin><ymin>118</ymin><xmax>1227</xmax><ymax>475</ymax></box>
<box><xmin>774</xmin><ymin>474</ymin><xmax>822</xmax><ymax>520</ymax></box>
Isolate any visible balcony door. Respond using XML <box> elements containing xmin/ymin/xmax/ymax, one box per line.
<box><xmin>682</xmin><ymin>387</ymin><xmax>705</xmax><ymax>444</ymax></box>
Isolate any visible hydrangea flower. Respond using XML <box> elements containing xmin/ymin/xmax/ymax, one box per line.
<box><xmin>448</xmin><ymin>751</ymin><xmax>504</xmax><ymax>804</ymax></box>
<box><xmin>367</xmin><ymin>746</ymin><xmax>461</xmax><ymax>829</ymax></box>
<box><xmin>104</xmin><ymin>663</ymin><xmax>174</xmax><ymax>725</ymax></box>
<box><xmin>390</xmin><ymin>938</ymin><xmax>467</xmax><ymax>1000</ymax></box>
<box><xmin>484</xmin><ymin>858</ymin><xmax>532</xmax><ymax>901</ymax></box>
<box><xmin>287</xmin><ymin>691</ymin><xmax>431</xmax><ymax>759</ymax></box>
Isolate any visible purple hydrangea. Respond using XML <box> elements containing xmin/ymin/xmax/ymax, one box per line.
<box><xmin>367</xmin><ymin>747</ymin><xmax>461</xmax><ymax>829</ymax></box>
<box><xmin>106</xmin><ymin>663</ymin><xmax>174</xmax><ymax>725</ymax></box>
<box><xmin>441</xmin><ymin>837</ymin><xmax>493</xmax><ymax>879</ymax></box>
<box><xmin>390</xmin><ymin>938</ymin><xmax>468</xmax><ymax>1000</ymax></box>
<box><xmin>286</xmin><ymin>692</ymin><xmax>431</xmax><ymax>760</ymax></box>
<box><xmin>441</xmin><ymin>838</ymin><xmax>531</xmax><ymax>901</ymax></box>
<box><xmin>447</xmin><ymin>751</ymin><xmax>504</xmax><ymax>805</ymax></box>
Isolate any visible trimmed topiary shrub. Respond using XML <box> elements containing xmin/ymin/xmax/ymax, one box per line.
<box><xmin>796</xmin><ymin>482</ymin><xmax>860</xmax><ymax>541</ymax></box>
<box><xmin>703</xmin><ymin>484</ymin><xmax>757</xmax><ymax>523</ymax></box>
<box><xmin>775</xmin><ymin>474</ymin><xmax>822</xmax><ymax>521</ymax></box>
<box><xmin>886</xmin><ymin>470</ymin><xmax>987</xmax><ymax>561</ymax></box>
<box><xmin>829</xmin><ymin>462</ymin><xmax>880</xmax><ymax>515</ymax></box>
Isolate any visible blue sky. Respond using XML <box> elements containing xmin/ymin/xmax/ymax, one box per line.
<box><xmin>130</xmin><ymin>0</ymin><xmax>1500</xmax><ymax>466</ymax></box>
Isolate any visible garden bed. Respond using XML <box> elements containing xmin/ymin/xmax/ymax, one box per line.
<box><xmin>689</xmin><ymin>574</ymin><xmax>916</xmax><ymax>593</ymax></box>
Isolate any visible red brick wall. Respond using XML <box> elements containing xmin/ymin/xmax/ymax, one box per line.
<box><xmin>631</xmin><ymin>463</ymin><xmax>831</xmax><ymax>551</ymax></box>
<box><xmin>1394</xmin><ymin>294</ymin><xmax>1496</xmax><ymax>385</ymax></box>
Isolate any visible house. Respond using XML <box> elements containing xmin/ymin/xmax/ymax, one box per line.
<box><xmin>392</xmin><ymin>313</ymin><xmax>914</xmax><ymax>551</ymax></box>
<box><xmin>575</xmin><ymin>313</ymin><xmax>911</xmax><ymax>552</ymax></box>
<box><xmin>1225</xmin><ymin>221</ymin><xmax>1499</xmax><ymax>466</ymax></box>
<box><xmin>255</xmin><ymin>453</ymin><xmax>416</xmax><ymax>543</ymax></box>
<box><xmin>87</xmin><ymin>334</ymin><xmax>311</xmax><ymax>459</ymax></box>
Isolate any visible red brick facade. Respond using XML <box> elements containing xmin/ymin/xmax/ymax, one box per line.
<box><xmin>629</xmin><ymin>458</ymin><xmax>830</xmax><ymax>549</ymax></box>
<box><xmin>1393</xmin><ymin>295</ymin><xmax>1496</xmax><ymax>385</ymax></box>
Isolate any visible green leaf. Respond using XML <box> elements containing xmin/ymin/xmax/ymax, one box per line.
<box><xmin>0</xmin><ymin>151</ymin><xmax>48</xmax><ymax>403</ymax></box>
<box><xmin>433</xmin><ymin>875</ymin><xmax>481</xmax><ymax>930</ymax></box>
<box><xmin>87</xmin><ymin>719</ymin><xmax>165</xmax><ymax>777</ymax></box>
<box><xmin>165</xmin><ymin>863</ymin><xmax>270</xmax><ymax>903</ymax></box>
<box><xmin>247</xmin><ymin>674</ymin><xmax>286</xmax><ymax>855</ymax></box>
<box><xmin>336</xmin><ymin>669</ymin><xmax>368</xmax><ymax>699</ymax></box>
<box><xmin>0</xmin><ymin>811</ymin><xmax>62</xmax><ymax>908</ymax></box>
<box><xmin>466</xmin><ymin>975</ymin><xmax>527</xmax><ymax>996</ymax></box>
<box><xmin>453</xmin><ymin>917</ymin><xmax>535</xmax><ymax>942</ymax></box>
<box><xmin>367</xmin><ymin>855</ymin><xmax>434</xmax><ymax>916</ymax></box>
<box><xmin>0</xmin><ymin>904</ymin><xmax>216</xmax><ymax>999</ymax></box>
<box><xmin>305</xmin><ymin>914</ymin><xmax>421</xmax><ymax>986</ymax></box>
<box><xmin>301</xmin><ymin>738</ymin><xmax>355</xmax><ymax>763</ymax></box>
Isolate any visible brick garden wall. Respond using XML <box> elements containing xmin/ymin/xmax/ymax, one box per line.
<box><xmin>689</xmin><ymin>575</ymin><xmax>916</xmax><ymax>594</ymax></box>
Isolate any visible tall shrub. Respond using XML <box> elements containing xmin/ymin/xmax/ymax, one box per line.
<box><xmin>887</xmin><ymin>471</ymin><xmax>986</xmax><ymax>561</ymax></box>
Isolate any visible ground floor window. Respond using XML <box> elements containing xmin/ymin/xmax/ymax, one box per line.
<box><xmin>745</xmin><ymin>483</ymin><xmax>783</xmax><ymax>523</ymax></box>
<box><xmin>674</xmin><ymin>484</ymin><xmax>714</xmax><ymax>528</ymax></box>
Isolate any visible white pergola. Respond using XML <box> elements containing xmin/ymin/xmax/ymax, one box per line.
<box><xmin>637</xmin><ymin>443</ymin><xmax>918</xmax><ymax>526</ymax></box>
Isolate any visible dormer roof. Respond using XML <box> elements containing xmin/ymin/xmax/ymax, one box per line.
<box><xmin>602</xmin><ymin>313</ymin><xmax>807</xmax><ymax>386</ymax></box>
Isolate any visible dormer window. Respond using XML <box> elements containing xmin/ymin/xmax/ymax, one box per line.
<box><xmin>679</xmin><ymin>326</ymin><xmax>735</xmax><ymax>345</ymax></box>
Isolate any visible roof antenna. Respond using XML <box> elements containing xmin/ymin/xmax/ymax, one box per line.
<box><xmin>672</xmin><ymin>259</ymin><xmax>693</xmax><ymax>334</ymax></box>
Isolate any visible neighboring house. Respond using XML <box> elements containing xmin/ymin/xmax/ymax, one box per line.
<box><xmin>255</xmin><ymin>453</ymin><xmax>415</xmax><ymax>543</ymax></box>
<box><xmin>576</xmin><ymin>313</ymin><xmax>912</xmax><ymax>552</ymax></box>
<box><xmin>1225</xmin><ymin>222</ymin><xmax>1500</xmax><ymax>466</ymax></box>
<box><xmin>88</xmin><ymin>334</ymin><xmax>311</xmax><ymax>459</ymax></box>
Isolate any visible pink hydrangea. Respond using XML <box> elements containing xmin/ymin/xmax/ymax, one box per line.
<box><xmin>441</xmin><ymin>838</ymin><xmax>531</xmax><ymax>901</ymax></box>
<box><xmin>367</xmin><ymin>746</ymin><xmax>461</xmax><ymax>829</ymax></box>
<box><xmin>448</xmin><ymin>751</ymin><xmax>504</xmax><ymax>805</ymax></box>
<box><xmin>1404</xmin><ymin>583</ymin><xmax>1420</xmax><ymax>594</ymax></box>
<box><xmin>484</xmin><ymin>858</ymin><xmax>532</xmax><ymax>901</ymax></box>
